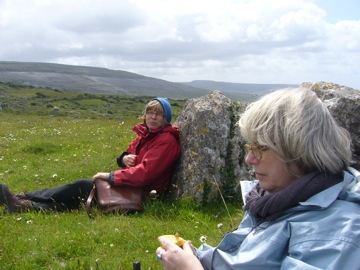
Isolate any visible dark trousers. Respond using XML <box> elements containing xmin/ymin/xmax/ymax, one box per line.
<box><xmin>24</xmin><ymin>179</ymin><xmax>94</xmax><ymax>211</ymax></box>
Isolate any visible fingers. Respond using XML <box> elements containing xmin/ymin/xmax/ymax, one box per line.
<box><xmin>156</xmin><ymin>247</ymin><xmax>166</xmax><ymax>260</ymax></box>
<box><xmin>158</xmin><ymin>236</ymin><xmax>173</xmax><ymax>249</ymax></box>
<box><xmin>125</xmin><ymin>154</ymin><xmax>137</xmax><ymax>167</ymax></box>
<box><xmin>156</xmin><ymin>237</ymin><xmax>201</xmax><ymax>269</ymax></box>
<box><xmin>92</xmin><ymin>173</ymin><xmax>103</xmax><ymax>180</ymax></box>
<box><xmin>92</xmin><ymin>172</ymin><xmax>109</xmax><ymax>180</ymax></box>
<box><xmin>183</xmin><ymin>241</ymin><xmax>197</xmax><ymax>256</ymax></box>
<box><xmin>158</xmin><ymin>237</ymin><xmax>194</xmax><ymax>254</ymax></box>
<box><xmin>157</xmin><ymin>237</ymin><xmax>178</xmax><ymax>262</ymax></box>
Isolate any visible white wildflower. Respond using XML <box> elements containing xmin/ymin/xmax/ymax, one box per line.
<box><xmin>52</xmin><ymin>174</ymin><xmax>58</xmax><ymax>178</ymax></box>
<box><xmin>199</xmin><ymin>235</ymin><xmax>207</xmax><ymax>243</ymax></box>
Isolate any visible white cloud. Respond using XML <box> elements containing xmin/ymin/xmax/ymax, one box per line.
<box><xmin>0</xmin><ymin>0</ymin><xmax>359</xmax><ymax>89</ymax></box>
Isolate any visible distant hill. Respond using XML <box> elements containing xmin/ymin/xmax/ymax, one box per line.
<box><xmin>182</xmin><ymin>80</ymin><xmax>298</xmax><ymax>98</ymax></box>
<box><xmin>0</xmin><ymin>61</ymin><xmax>298</xmax><ymax>101</ymax></box>
<box><xmin>0</xmin><ymin>61</ymin><xmax>209</xmax><ymax>99</ymax></box>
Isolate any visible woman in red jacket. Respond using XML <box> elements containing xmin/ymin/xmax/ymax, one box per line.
<box><xmin>0</xmin><ymin>98</ymin><xmax>181</xmax><ymax>213</ymax></box>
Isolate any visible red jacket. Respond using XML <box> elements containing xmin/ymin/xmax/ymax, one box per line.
<box><xmin>112</xmin><ymin>123</ymin><xmax>180</xmax><ymax>194</ymax></box>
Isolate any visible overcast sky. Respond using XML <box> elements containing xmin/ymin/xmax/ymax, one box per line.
<box><xmin>1</xmin><ymin>0</ymin><xmax>359</xmax><ymax>89</ymax></box>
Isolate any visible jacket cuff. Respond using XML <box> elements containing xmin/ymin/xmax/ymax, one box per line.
<box><xmin>117</xmin><ymin>152</ymin><xmax>129</xmax><ymax>167</ymax></box>
<box><xmin>108</xmin><ymin>171</ymin><xmax>115</xmax><ymax>185</ymax></box>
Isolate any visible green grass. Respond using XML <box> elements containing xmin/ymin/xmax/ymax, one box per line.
<box><xmin>0</xmin><ymin>84</ymin><xmax>244</xmax><ymax>269</ymax></box>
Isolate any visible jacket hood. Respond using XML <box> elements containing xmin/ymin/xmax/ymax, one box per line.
<box><xmin>338</xmin><ymin>167</ymin><xmax>360</xmax><ymax>202</ymax></box>
<box><xmin>298</xmin><ymin>168</ymin><xmax>360</xmax><ymax>210</ymax></box>
<box><xmin>346</xmin><ymin>167</ymin><xmax>360</xmax><ymax>192</ymax></box>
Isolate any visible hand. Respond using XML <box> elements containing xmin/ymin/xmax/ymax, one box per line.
<box><xmin>156</xmin><ymin>236</ymin><xmax>203</xmax><ymax>270</ymax></box>
<box><xmin>123</xmin><ymin>154</ymin><xmax>137</xmax><ymax>167</ymax></box>
<box><xmin>92</xmin><ymin>172</ymin><xmax>110</xmax><ymax>181</ymax></box>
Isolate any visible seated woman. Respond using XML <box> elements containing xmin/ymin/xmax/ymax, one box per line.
<box><xmin>0</xmin><ymin>97</ymin><xmax>181</xmax><ymax>213</ymax></box>
<box><xmin>156</xmin><ymin>88</ymin><xmax>360</xmax><ymax>270</ymax></box>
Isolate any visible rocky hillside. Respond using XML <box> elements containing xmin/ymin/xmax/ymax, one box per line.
<box><xmin>0</xmin><ymin>61</ymin><xmax>209</xmax><ymax>100</ymax></box>
<box><xmin>0</xmin><ymin>61</ymin><xmax>297</xmax><ymax>101</ymax></box>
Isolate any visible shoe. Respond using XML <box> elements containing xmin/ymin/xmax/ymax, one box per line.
<box><xmin>0</xmin><ymin>184</ymin><xmax>33</xmax><ymax>213</ymax></box>
<box><xmin>15</xmin><ymin>192</ymin><xmax>28</xmax><ymax>200</ymax></box>
<box><xmin>0</xmin><ymin>184</ymin><xmax>9</xmax><ymax>205</ymax></box>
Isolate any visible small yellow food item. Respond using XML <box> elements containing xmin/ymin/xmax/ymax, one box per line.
<box><xmin>161</xmin><ymin>232</ymin><xmax>186</xmax><ymax>247</ymax></box>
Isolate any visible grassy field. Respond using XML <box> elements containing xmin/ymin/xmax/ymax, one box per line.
<box><xmin>0</xmin><ymin>85</ymin><xmax>244</xmax><ymax>269</ymax></box>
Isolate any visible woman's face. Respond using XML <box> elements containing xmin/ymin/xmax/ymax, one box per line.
<box><xmin>245</xmin><ymin>145</ymin><xmax>305</xmax><ymax>193</ymax></box>
<box><xmin>145</xmin><ymin>110</ymin><xmax>165</xmax><ymax>130</ymax></box>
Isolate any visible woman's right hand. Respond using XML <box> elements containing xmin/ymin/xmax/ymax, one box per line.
<box><xmin>123</xmin><ymin>154</ymin><xmax>137</xmax><ymax>167</ymax></box>
<box><xmin>156</xmin><ymin>236</ymin><xmax>204</xmax><ymax>270</ymax></box>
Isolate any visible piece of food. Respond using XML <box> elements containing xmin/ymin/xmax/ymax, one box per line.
<box><xmin>160</xmin><ymin>232</ymin><xmax>186</xmax><ymax>247</ymax></box>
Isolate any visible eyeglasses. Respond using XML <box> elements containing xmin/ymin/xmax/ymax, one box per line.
<box><xmin>244</xmin><ymin>143</ymin><xmax>269</xmax><ymax>160</ymax></box>
<box><xmin>146</xmin><ymin>111</ymin><xmax>164</xmax><ymax>118</ymax></box>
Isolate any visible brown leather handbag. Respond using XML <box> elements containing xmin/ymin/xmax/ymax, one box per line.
<box><xmin>86</xmin><ymin>179</ymin><xmax>144</xmax><ymax>216</ymax></box>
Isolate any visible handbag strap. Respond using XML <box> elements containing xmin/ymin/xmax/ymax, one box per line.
<box><xmin>86</xmin><ymin>183</ymin><xmax>96</xmax><ymax>218</ymax></box>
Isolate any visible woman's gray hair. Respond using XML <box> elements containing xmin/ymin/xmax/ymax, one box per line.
<box><xmin>239</xmin><ymin>88</ymin><xmax>352</xmax><ymax>174</ymax></box>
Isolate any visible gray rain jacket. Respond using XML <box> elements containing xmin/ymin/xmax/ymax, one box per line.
<box><xmin>198</xmin><ymin>168</ymin><xmax>360</xmax><ymax>270</ymax></box>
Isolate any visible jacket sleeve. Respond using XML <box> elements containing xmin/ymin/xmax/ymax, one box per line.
<box><xmin>112</xmin><ymin>133</ymin><xmax>180</xmax><ymax>189</ymax></box>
